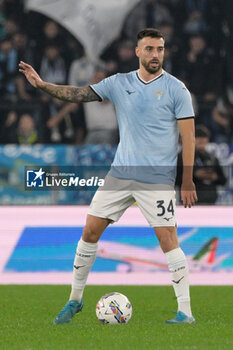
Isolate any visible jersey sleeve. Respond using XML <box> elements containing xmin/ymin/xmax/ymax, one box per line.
<box><xmin>174</xmin><ymin>85</ymin><xmax>195</xmax><ymax>119</ymax></box>
<box><xmin>90</xmin><ymin>74</ymin><xmax>116</xmax><ymax>102</ymax></box>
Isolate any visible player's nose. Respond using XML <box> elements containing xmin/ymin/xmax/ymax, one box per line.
<box><xmin>152</xmin><ymin>50</ymin><xmax>159</xmax><ymax>58</ymax></box>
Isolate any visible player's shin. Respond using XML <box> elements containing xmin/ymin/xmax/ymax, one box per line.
<box><xmin>165</xmin><ymin>247</ymin><xmax>192</xmax><ymax>317</ymax></box>
<box><xmin>69</xmin><ymin>238</ymin><xmax>98</xmax><ymax>302</ymax></box>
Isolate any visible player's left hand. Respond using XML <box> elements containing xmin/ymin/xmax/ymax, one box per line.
<box><xmin>19</xmin><ymin>61</ymin><xmax>43</xmax><ymax>88</ymax></box>
<box><xmin>181</xmin><ymin>181</ymin><xmax>198</xmax><ymax>208</ymax></box>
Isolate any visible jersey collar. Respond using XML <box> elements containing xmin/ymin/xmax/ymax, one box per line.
<box><xmin>136</xmin><ymin>69</ymin><xmax>164</xmax><ymax>85</ymax></box>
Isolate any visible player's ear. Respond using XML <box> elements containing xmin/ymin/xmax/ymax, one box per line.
<box><xmin>135</xmin><ymin>46</ymin><xmax>140</xmax><ymax>58</ymax></box>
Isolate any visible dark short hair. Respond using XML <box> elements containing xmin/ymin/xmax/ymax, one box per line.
<box><xmin>195</xmin><ymin>125</ymin><xmax>210</xmax><ymax>138</ymax></box>
<box><xmin>137</xmin><ymin>28</ymin><xmax>164</xmax><ymax>42</ymax></box>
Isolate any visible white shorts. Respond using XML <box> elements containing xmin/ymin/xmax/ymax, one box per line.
<box><xmin>88</xmin><ymin>176</ymin><xmax>176</xmax><ymax>227</ymax></box>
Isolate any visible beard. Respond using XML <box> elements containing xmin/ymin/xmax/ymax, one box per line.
<box><xmin>141</xmin><ymin>58</ymin><xmax>163</xmax><ymax>74</ymax></box>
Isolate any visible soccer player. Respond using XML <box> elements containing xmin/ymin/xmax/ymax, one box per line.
<box><xmin>19</xmin><ymin>28</ymin><xmax>197</xmax><ymax>324</ymax></box>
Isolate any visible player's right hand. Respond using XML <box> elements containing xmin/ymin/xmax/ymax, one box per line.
<box><xmin>19</xmin><ymin>61</ymin><xmax>44</xmax><ymax>88</ymax></box>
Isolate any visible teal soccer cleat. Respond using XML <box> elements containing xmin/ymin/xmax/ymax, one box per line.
<box><xmin>54</xmin><ymin>299</ymin><xmax>83</xmax><ymax>325</ymax></box>
<box><xmin>165</xmin><ymin>311</ymin><xmax>196</xmax><ymax>324</ymax></box>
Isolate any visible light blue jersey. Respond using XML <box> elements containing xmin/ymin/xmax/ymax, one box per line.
<box><xmin>90</xmin><ymin>70</ymin><xmax>194</xmax><ymax>185</ymax></box>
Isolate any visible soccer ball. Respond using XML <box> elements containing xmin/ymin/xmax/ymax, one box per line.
<box><xmin>96</xmin><ymin>292</ymin><xmax>132</xmax><ymax>324</ymax></box>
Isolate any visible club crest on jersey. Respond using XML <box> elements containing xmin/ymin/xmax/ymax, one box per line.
<box><xmin>155</xmin><ymin>90</ymin><xmax>166</xmax><ymax>100</ymax></box>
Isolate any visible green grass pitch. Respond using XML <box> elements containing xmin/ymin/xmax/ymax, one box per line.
<box><xmin>0</xmin><ymin>285</ymin><xmax>232</xmax><ymax>350</ymax></box>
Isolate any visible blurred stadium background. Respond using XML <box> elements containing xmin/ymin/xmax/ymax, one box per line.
<box><xmin>0</xmin><ymin>0</ymin><xmax>233</xmax><ymax>286</ymax></box>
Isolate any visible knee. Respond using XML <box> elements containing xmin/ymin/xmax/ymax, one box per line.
<box><xmin>157</xmin><ymin>231</ymin><xmax>171</xmax><ymax>247</ymax></box>
<box><xmin>155</xmin><ymin>227</ymin><xmax>178</xmax><ymax>252</ymax></box>
<box><xmin>82</xmin><ymin>224</ymin><xmax>100</xmax><ymax>243</ymax></box>
<box><xmin>156</xmin><ymin>227</ymin><xmax>173</xmax><ymax>242</ymax></box>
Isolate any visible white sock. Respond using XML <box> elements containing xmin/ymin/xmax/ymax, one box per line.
<box><xmin>69</xmin><ymin>238</ymin><xmax>98</xmax><ymax>302</ymax></box>
<box><xmin>165</xmin><ymin>247</ymin><xmax>192</xmax><ymax>317</ymax></box>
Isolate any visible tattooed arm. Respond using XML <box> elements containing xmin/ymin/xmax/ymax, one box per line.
<box><xmin>40</xmin><ymin>83</ymin><xmax>99</xmax><ymax>103</ymax></box>
<box><xmin>18</xmin><ymin>61</ymin><xmax>100</xmax><ymax>103</ymax></box>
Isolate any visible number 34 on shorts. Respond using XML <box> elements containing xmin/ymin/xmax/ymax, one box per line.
<box><xmin>156</xmin><ymin>199</ymin><xmax>174</xmax><ymax>217</ymax></box>
<box><xmin>134</xmin><ymin>189</ymin><xmax>176</xmax><ymax>227</ymax></box>
<box><xmin>154</xmin><ymin>192</ymin><xmax>176</xmax><ymax>226</ymax></box>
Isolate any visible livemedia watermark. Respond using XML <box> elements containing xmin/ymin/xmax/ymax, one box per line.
<box><xmin>25</xmin><ymin>167</ymin><xmax>106</xmax><ymax>191</ymax></box>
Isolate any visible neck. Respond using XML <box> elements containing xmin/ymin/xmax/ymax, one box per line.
<box><xmin>138</xmin><ymin>66</ymin><xmax>163</xmax><ymax>82</ymax></box>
